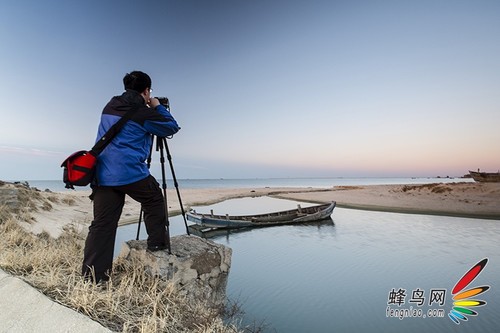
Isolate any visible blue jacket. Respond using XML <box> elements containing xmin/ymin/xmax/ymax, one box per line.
<box><xmin>95</xmin><ymin>90</ymin><xmax>180</xmax><ymax>186</ymax></box>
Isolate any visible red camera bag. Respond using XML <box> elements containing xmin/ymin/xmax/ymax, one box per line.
<box><xmin>61</xmin><ymin>150</ymin><xmax>97</xmax><ymax>189</ymax></box>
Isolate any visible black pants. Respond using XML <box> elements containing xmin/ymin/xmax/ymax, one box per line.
<box><xmin>82</xmin><ymin>175</ymin><xmax>167</xmax><ymax>282</ymax></box>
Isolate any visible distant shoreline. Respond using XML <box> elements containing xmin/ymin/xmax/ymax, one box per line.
<box><xmin>16</xmin><ymin>176</ymin><xmax>474</xmax><ymax>193</ymax></box>
<box><xmin>8</xmin><ymin>181</ymin><xmax>496</xmax><ymax>239</ymax></box>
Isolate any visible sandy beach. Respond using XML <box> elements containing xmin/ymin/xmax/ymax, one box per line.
<box><xmin>275</xmin><ymin>182</ymin><xmax>500</xmax><ymax>219</ymax></box>
<box><xmin>16</xmin><ymin>181</ymin><xmax>499</xmax><ymax>238</ymax></box>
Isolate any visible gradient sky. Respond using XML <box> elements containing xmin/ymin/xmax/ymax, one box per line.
<box><xmin>1</xmin><ymin>0</ymin><xmax>499</xmax><ymax>180</ymax></box>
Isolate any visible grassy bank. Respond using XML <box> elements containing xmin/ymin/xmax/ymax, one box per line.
<box><xmin>0</xmin><ymin>202</ymin><xmax>241</xmax><ymax>332</ymax></box>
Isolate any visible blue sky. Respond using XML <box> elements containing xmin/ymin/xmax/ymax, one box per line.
<box><xmin>1</xmin><ymin>0</ymin><xmax>499</xmax><ymax>180</ymax></box>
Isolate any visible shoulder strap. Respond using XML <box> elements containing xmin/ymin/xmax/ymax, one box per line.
<box><xmin>90</xmin><ymin>105</ymin><xmax>140</xmax><ymax>155</ymax></box>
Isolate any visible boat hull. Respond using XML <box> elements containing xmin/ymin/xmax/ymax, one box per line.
<box><xmin>187</xmin><ymin>202</ymin><xmax>336</xmax><ymax>229</ymax></box>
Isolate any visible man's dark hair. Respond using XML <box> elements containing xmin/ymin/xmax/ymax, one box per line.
<box><xmin>123</xmin><ymin>71</ymin><xmax>152</xmax><ymax>93</ymax></box>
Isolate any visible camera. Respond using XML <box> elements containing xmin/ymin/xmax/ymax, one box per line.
<box><xmin>155</xmin><ymin>97</ymin><xmax>170</xmax><ymax>108</ymax></box>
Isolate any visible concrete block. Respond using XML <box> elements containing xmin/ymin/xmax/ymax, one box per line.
<box><xmin>119</xmin><ymin>235</ymin><xmax>232</xmax><ymax>307</ymax></box>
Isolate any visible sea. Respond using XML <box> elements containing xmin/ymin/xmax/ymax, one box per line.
<box><xmin>20</xmin><ymin>176</ymin><xmax>471</xmax><ymax>193</ymax></box>
<box><xmin>19</xmin><ymin>177</ymin><xmax>500</xmax><ymax>332</ymax></box>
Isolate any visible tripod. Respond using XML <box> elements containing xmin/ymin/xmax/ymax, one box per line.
<box><xmin>135</xmin><ymin>135</ymin><xmax>190</xmax><ymax>254</ymax></box>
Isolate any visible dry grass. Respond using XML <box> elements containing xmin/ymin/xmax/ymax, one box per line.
<box><xmin>0</xmin><ymin>205</ymin><xmax>11</xmax><ymax>224</ymax></box>
<box><xmin>47</xmin><ymin>195</ymin><xmax>60</xmax><ymax>203</ymax></box>
<box><xmin>41</xmin><ymin>201</ymin><xmax>53</xmax><ymax>211</ymax></box>
<box><xmin>333</xmin><ymin>186</ymin><xmax>364</xmax><ymax>191</ymax></box>
<box><xmin>401</xmin><ymin>183</ymin><xmax>452</xmax><ymax>194</ymax></box>
<box><xmin>61</xmin><ymin>196</ymin><xmax>76</xmax><ymax>206</ymax></box>
<box><xmin>3</xmin><ymin>183</ymin><xmax>59</xmax><ymax>222</ymax></box>
<box><xmin>0</xmin><ymin>205</ymin><xmax>242</xmax><ymax>333</ymax></box>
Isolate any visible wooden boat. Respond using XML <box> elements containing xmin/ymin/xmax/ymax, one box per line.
<box><xmin>469</xmin><ymin>171</ymin><xmax>500</xmax><ymax>183</ymax></box>
<box><xmin>186</xmin><ymin>202</ymin><xmax>335</xmax><ymax>229</ymax></box>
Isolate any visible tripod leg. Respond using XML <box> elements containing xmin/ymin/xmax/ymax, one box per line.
<box><xmin>136</xmin><ymin>209</ymin><xmax>143</xmax><ymax>240</ymax></box>
<box><xmin>163</xmin><ymin>137</ymin><xmax>191</xmax><ymax>235</ymax></box>
<box><xmin>157</xmin><ymin>138</ymin><xmax>172</xmax><ymax>254</ymax></box>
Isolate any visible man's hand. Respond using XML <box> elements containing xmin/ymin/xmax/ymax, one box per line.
<box><xmin>148</xmin><ymin>97</ymin><xmax>160</xmax><ymax>108</ymax></box>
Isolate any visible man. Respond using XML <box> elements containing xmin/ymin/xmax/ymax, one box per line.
<box><xmin>82</xmin><ymin>71</ymin><xmax>180</xmax><ymax>283</ymax></box>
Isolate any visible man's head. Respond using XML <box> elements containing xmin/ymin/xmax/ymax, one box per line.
<box><xmin>123</xmin><ymin>71</ymin><xmax>152</xmax><ymax>103</ymax></box>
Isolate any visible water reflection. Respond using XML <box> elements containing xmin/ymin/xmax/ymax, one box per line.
<box><xmin>116</xmin><ymin>196</ymin><xmax>500</xmax><ymax>333</ymax></box>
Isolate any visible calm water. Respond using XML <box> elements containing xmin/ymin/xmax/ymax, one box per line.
<box><xmin>116</xmin><ymin>196</ymin><xmax>500</xmax><ymax>333</ymax></box>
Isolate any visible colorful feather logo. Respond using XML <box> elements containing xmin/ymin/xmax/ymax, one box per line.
<box><xmin>448</xmin><ymin>258</ymin><xmax>489</xmax><ymax>324</ymax></box>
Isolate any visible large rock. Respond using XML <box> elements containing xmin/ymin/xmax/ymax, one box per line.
<box><xmin>118</xmin><ymin>235</ymin><xmax>232</xmax><ymax>307</ymax></box>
